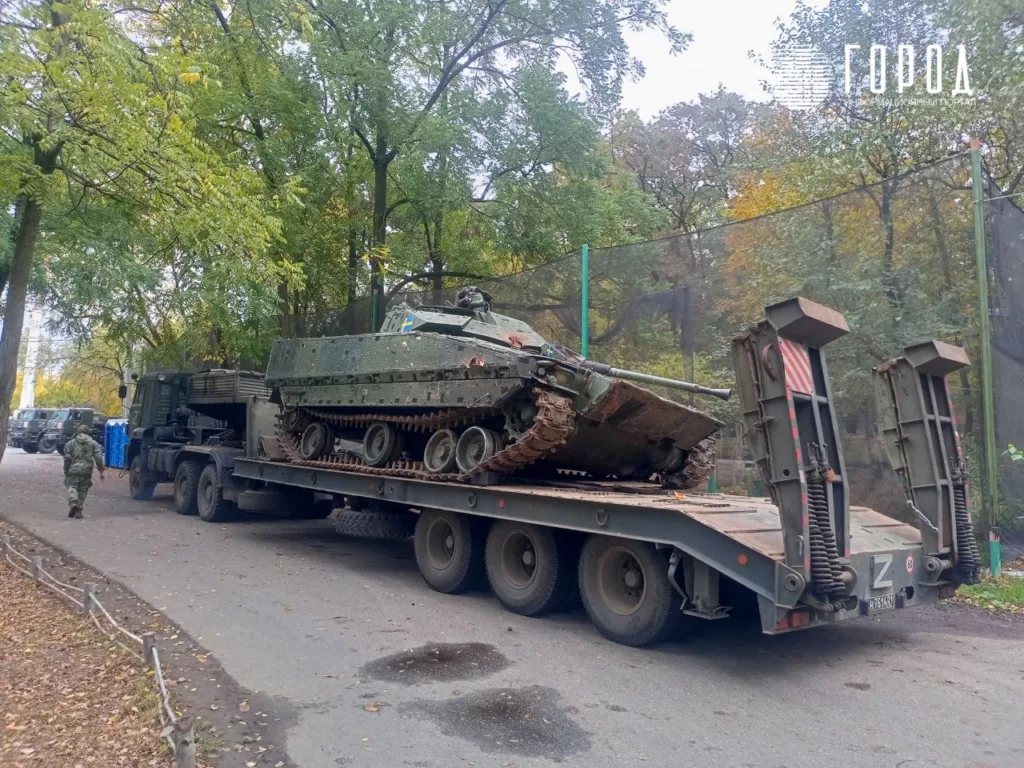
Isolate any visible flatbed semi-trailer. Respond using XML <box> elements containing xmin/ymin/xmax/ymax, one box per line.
<box><xmin>121</xmin><ymin>298</ymin><xmax>977</xmax><ymax>647</ymax></box>
<box><xmin>231</xmin><ymin>456</ymin><xmax>949</xmax><ymax>640</ymax></box>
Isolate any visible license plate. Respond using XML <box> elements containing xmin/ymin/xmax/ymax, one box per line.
<box><xmin>868</xmin><ymin>593</ymin><xmax>895</xmax><ymax>612</ymax></box>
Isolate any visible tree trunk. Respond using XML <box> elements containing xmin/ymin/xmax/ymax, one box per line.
<box><xmin>880</xmin><ymin>181</ymin><xmax>899</xmax><ymax>309</ymax></box>
<box><xmin>0</xmin><ymin>198</ymin><xmax>43</xmax><ymax>466</ymax></box>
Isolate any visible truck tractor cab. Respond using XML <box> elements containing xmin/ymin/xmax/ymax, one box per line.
<box><xmin>44</xmin><ymin>407</ymin><xmax>107</xmax><ymax>454</ymax></box>
<box><xmin>8</xmin><ymin>408</ymin><xmax>56</xmax><ymax>453</ymax></box>
<box><xmin>125</xmin><ymin>369</ymin><xmax>273</xmax><ymax>514</ymax></box>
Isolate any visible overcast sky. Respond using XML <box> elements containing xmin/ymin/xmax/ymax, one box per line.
<box><xmin>615</xmin><ymin>0</ymin><xmax>829</xmax><ymax>118</ymax></box>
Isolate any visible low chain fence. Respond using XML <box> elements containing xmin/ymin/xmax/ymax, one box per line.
<box><xmin>1</xmin><ymin>534</ymin><xmax>196</xmax><ymax>768</ymax></box>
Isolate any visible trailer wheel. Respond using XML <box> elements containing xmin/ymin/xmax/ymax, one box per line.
<box><xmin>38</xmin><ymin>436</ymin><xmax>57</xmax><ymax>454</ymax></box>
<box><xmin>22</xmin><ymin>443</ymin><xmax>38</xmax><ymax>454</ymax></box>
<box><xmin>485</xmin><ymin>521</ymin><xmax>575</xmax><ymax>616</ymax></box>
<box><xmin>335</xmin><ymin>504</ymin><xmax>415</xmax><ymax>539</ymax></box>
<box><xmin>578</xmin><ymin>535</ymin><xmax>681</xmax><ymax>647</ymax></box>
<box><xmin>196</xmin><ymin>464</ymin><xmax>233</xmax><ymax>523</ymax></box>
<box><xmin>414</xmin><ymin>509</ymin><xmax>485</xmax><ymax>594</ymax></box>
<box><xmin>129</xmin><ymin>456</ymin><xmax>156</xmax><ymax>501</ymax></box>
<box><xmin>173</xmin><ymin>460</ymin><xmax>202</xmax><ymax>516</ymax></box>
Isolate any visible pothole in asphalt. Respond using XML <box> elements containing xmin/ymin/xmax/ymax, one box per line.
<box><xmin>404</xmin><ymin>685</ymin><xmax>590</xmax><ymax>759</ymax></box>
<box><xmin>360</xmin><ymin>642</ymin><xmax>511</xmax><ymax>684</ymax></box>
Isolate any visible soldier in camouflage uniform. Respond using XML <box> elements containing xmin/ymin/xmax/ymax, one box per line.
<box><xmin>63</xmin><ymin>423</ymin><xmax>105</xmax><ymax>519</ymax></box>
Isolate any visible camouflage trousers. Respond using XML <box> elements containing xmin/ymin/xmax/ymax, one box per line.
<box><xmin>65</xmin><ymin>473</ymin><xmax>93</xmax><ymax>513</ymax></box>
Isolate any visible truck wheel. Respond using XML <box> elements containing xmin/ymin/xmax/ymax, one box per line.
<box><xmin>173</xmin><ymin>460</ymin><xmax>202</xmax><ymax>516</ymax></box>
<box><xmin>38</xmin><ymin>436</ymin><xmax>57</xmax><ymax>454</ymax></box>
<box><xmin>485</xmin><ymin>521</ymin><xmax>575</xmax><ymax>617</ymax></box>
<box><xmin>196</xmin><ymin>464</ymin><xmax>233</xmax><ymax>522</ymax></box>
<box><xmin>578</xmin><ymin>535</ymin><xmax>681</xmax><ymax>647</ymax></box>
<box><xmin>414</xmin><ymin>509</ymin><xmax>485</xmax><ymax>594</ymax></box>
<box><xmin>335</xmin><ymin>504</ymin><xmax>415</xmax><ymax>539</ymax></box>
<box><xmin>22</xmin><ymin>443</ymin><xmax>38</xmax><ymax>454</ymax></box>
<box><xmin>129</xmin><ymin>456</ymin><xmax>156</xmax><ymax>501</ymax></box>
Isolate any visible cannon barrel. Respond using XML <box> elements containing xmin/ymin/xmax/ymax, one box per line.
<box><xmin>579</xmin><ymin>361</ymin><xmax>732</xmax><ymax>401</ymax></box>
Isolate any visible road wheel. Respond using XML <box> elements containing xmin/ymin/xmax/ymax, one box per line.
<box><xmin>129</xmin><ymin>455</ymin><xmax>156</xmax><ymax>501</ymax></box>
<box><xmin>22</xmin><ymin>443</ymin><xmax>38</xmax><ymax>454</ymax></box>
<box><xmin>578</xmin><ymin>535</ymin><xmax>681</xmax><ymax>647</ymax></box>
<box><xmin>363</xmin><ymin>422</ymin><xmax>402</xmax><ymax>467</ymax></box>
<box><xmin>196</xmin><ymin>464</ymin><xmax>233</xmax><ymax>522</ymax></box>
<box><xmin>455</xmin><ymin>427</ymin><xmax>503</xmax><ymax>473</ymax></box>
<box><xmin>299</xmin><ymin>422</ymin><xmax>333</xmax><ymax>460</ymax></box>
<box><xmin>485</xmin><ymin>521</ymin><xmax>575</xmax><ymax>616</ymax></box>
<box><xmin>38</xmin><ymin>436</ymin><xmax>57</xmax><ymax>454</ymax></box>
<box><xmin>414</xmin><ymin>509</ymin><xmax>485</xmax><ymax>594</ymax></box>
<box><xmin>173</xmin><ymin>460</ymin><xmax>202</xmax><ymax>516</ymax></box>
<box><xmin>423</xmin><ymin>429</ymin><xmax>458</xmax><ymax>474</ymax></box>
<box><xmin>335</xmin><ymin>503</ymin><xmax>415</xmax><ymax>539</ymax></box>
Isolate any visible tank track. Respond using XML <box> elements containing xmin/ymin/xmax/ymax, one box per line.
<box><xmin>660</xmin><ymin>437</ymin><xmax>716</xmax><ymax>490</ymax></box>
<box><xmin>275</xmin><ymin>388</ymin><xmax>575</xmax><ymax>482</ymax></box>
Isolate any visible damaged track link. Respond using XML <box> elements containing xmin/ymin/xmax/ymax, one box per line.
<box><xmin>275</xmin><ymin>388</ymin><xmax>575</xmax><ymax>482</ymax></box>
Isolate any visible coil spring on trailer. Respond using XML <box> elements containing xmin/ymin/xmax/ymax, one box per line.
<box><xmin>951</xmin><ymin>472</ymin><xmax>981</xmax><ymax>584</ymax></box>
<box><xmin>806</xmin><ymin>474</ymin><xmax>845</xmax><ymax>594</ymax></box>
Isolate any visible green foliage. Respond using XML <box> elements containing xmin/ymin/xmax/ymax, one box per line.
<box><xmin>957</xmin><ymin>576</ymin><xmax>1024</xmax><ymax>613</ymax></box>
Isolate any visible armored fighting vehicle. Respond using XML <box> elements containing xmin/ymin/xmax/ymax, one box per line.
<box><xmin>265</xmin><ymin>287</ymin><xmax>731</xmax><ymax>487</ymax></box>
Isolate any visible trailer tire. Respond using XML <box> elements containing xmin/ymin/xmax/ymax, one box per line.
<box><xmin>173</xmin><ymin>460</ymin><xmax>202</xmax><ymax>516</ymax></box>
<box><xmin>237</xmin><ymin>488</ymin><xmax>298</xmax><ymax>513</ymax></box>
<box><xmin>578</xmin><ymin>535</ymin><xmax>681</xmax><ymax>647</ymax></box>
<box><xmin>485</xmin><ymin>521</ymin><xmax>574</xmax><ymax>616</ymax></box>
<box><xmin>129</xmin><ymin>456</ymin><xmax>156</xmax><ymax>501</ymax></box>
<box><xmin>196</xmin><ymin>464</ymin><xmax>233</xmax><ymax>522</ymax></box>
<box><xmin>22</xmin><ymin>443</ymin><xmax>38</xmax><ymax>454</ymax></box>
<box><xmin>414</xmin><ymin>509</ymin><xmax>485</xmax><ymax>594</ymax></box>
<box><xmin>38</xmin><ymin>436</ymin><xmax>57</xmax><ymax>454</ymax></box>
<box><xmin>334</xmin><ymin>505</ymin><xmax>414</xmax><ymax>539</ymax></box>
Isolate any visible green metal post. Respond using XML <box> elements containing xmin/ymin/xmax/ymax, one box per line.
<box><xmin>581</xmin><ymin>243</ymin><xmax>590</xmax><ymax>356</ymax></box>
<box><xmin>971</xmin><ymin>139</ymin><xmax>1000</xmax><ymax>530</ymax></box>
<box><xmin>989</xmin><ymin>528</ymin><xmax>1002</xmax><ymax>577</ymax></box>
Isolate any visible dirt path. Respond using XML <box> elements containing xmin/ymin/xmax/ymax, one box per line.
<box><xmin>0</xmin><ymin>560</ymin><xmax>169</xmax><ymax>767</ymax></box>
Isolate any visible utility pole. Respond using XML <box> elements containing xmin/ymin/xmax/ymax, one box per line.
<box><xmin>970</xmin><ymin>138</ymin><xmax>1000</xmax><ymax>530</ymax></box>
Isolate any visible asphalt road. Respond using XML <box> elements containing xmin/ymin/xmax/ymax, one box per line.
<box><xmin>1</xmin><ymin>451</ymin><xmax>1022</xmax><ymax>768</ymax></box>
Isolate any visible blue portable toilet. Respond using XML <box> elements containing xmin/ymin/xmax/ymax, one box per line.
<box><xmin>104</xmin><ymin>419</ymin><xmax>129</xmax><ymax>469</ymax></box>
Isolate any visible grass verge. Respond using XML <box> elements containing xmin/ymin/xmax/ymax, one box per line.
<box><xmin>956</xmin><ymin>576</ymin><xmax>1024</xmax><ymax>615</ymax></box>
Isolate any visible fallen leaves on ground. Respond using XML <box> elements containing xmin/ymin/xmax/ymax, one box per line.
<box><xmin>954</xmin><ymin>575</ymin><xmax>1024</xmax><ymax>615</ymax></box>
<box><xmin>0</xmin><ymin>567</ymin><xmax>171</xmax><ymax>766</ymax></box>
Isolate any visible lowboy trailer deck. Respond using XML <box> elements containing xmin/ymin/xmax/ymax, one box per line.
<box><xmin>232</xmin><ymin>457</ymin><xmax>947</xmax><ymax>638</ymax></box>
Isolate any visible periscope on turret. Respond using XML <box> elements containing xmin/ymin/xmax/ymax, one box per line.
<box><xmin>265</xmin><ymin>287</ymin><xmax>727</xmax><ymax>487</ymax></box>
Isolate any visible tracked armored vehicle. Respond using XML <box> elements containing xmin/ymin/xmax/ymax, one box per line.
<box><xmin>265</xmin><ymin>287</ymin><xmax>731</xmax><ymax>487</ymax></box>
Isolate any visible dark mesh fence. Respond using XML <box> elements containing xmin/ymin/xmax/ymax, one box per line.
<box><xmin>988</xmin><ymin>178</ymin><xmax>1024</xmax><ymax>555</ymax></box>
<box><xmin>283</xmin><ymin>155</ymin><xmax>993</xmax><ymax>525</ymax></box>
